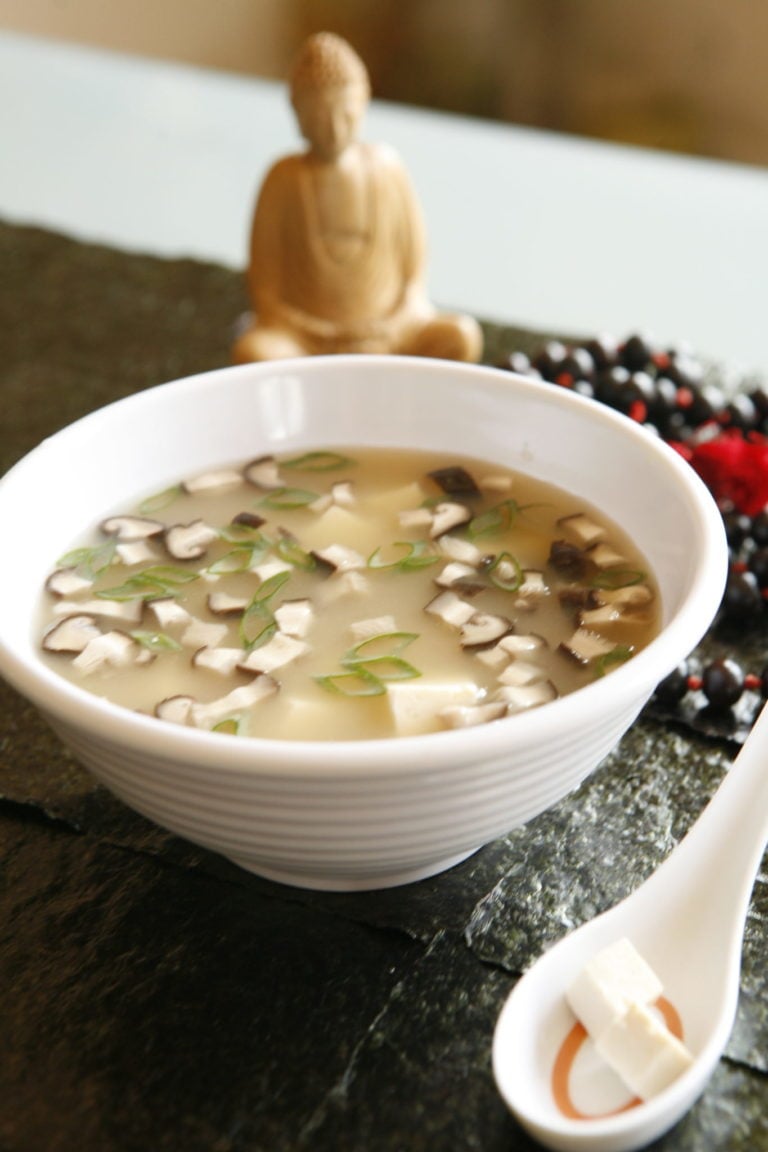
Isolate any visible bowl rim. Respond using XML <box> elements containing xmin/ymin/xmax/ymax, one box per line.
<box><xmin>0</xmin><ymin>354</ymin><xmax>728</xmax><ymax>778</ymax></box>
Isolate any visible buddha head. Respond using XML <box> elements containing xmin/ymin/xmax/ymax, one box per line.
<box><xmin>289</xmin><ymin>32</ymin><xmax>371</xmax><ymax>161</ymax></box>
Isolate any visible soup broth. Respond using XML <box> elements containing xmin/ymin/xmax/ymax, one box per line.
<box><xmin>40</xmin><ymin>447</ymin><xmax>661</xmax><ymax>741</ymax></box>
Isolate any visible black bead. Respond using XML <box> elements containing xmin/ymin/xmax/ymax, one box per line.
<box><xmin>621</xmin><ymin>333</ymin><xmax>655</xmax><ymax>372</ymax></box>
<box><xmin>721</xmin><ymin>568</ymin><xmax>762</xmax><ymax>621</ymax></box>
<box><xmin>654</xmin><ymin>663</ymin><xmax>690</xmax><ymax>705</ymax></box>
<box><xmin>701</xmin><ymin>658</ymin><xmax>745</xmax><ymax>709</ymax></box>
<box><xmin>748</xmin><ymin>547</ymin><xmax>768</xmax><ymax>589</ymax></box>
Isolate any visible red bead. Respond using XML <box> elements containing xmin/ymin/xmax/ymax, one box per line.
<box><xmin>556</xmin><ymin>372</ymin><xmax>574</xmax><ymax>388</ymax></box>
<box><xmin>628</xmin><ymin>400</ymin><xmax>648</xmax><ymax>423</ymax></box>
<box><xmin>745</xmin><ymin>673</ymin><xmax>761</xmax><ymax>691</ymax></box>
<box><xmin>687</xmin><ymin>674</ymin><xmax>703</xmax><ymax>691</ymax></box>
<box><xmin>676</xmin><ymin>386</ymin><xmax>695</xmax><ymax>410</ymax></box>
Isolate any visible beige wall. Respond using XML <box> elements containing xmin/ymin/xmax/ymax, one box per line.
<box><xmin>2</xmin><ymin>0</ymin><xmax>767</xmax><ymax>165</ymax></box>
<box><xmin>0</xmin><ymin>0</ymin><xmax>292</xmax><ymax>77</ymax></box>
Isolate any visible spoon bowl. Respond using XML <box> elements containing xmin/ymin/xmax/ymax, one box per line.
<box><xmin>493</xmin><ymin>700</ymin><xmax>768</xmax><ymax>1152</ymax></box>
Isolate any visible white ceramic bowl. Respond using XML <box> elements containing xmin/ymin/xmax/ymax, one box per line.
<box><xmin>0</xmin><ymin>356</ymin><xmax>727</xmax><ymax>890</ymax></box>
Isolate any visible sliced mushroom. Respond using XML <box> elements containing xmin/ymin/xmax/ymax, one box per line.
<box><xmin>101</xmin><ymin>515</ymin><xmax>164</xmax><ymax>541</ymax></box>
<box><xmin>45</xmin><ymin>567</ymin><xmax>93</xmax><ymax>598</ymax></box>
<box><xmin>191</xmin><ymin>675</ymin><xmax>279</xmax><ymax>729</ymax></box>
<box><xmin>207</xmin><ymin>590</ymin><xmax>249</xmax><ymax>616</ymax></box>
<box><xmin>459</xmin><ymin>611</ymin><xmax>512</xmax><ymax>649</ymax></box>
<box><xmin>495</xmin><ymin>680</ymin><xmax>558</xmax><ymax>712</ymax></box>
<box><xmin>425</xmin><ymin>590</ymin><xmax>477</xmax><ymax>628</ymax></box>
<box><xmin>274</xmin><ymin>598</ymin><xmax>314</xmax><ymax>638</ymax></box>
<box><xmin>310</xmin><ymin>543</ymin><xmax>366</xmax><ymax>572</ymax></box>
<box><xmin>348</xmin><ymin>614</ymin><xmax>397</xmax><ymax>643</ymax></box>
<box><xmin>599</xmin><ymin>584</ymin><xmax>654</xmax><ymax>608</ymax></box>
<box><xmin>498</xmin><ymin>632</ymin><xmax>548</xmax><ymax>655</ymax></box>
<box><xmin>428</xmin><ymin>466</ymin><xmax>481</xmax><ymax>499</ymax></box>
<box><xmin>183</xmin><ymin>468</ymin><xmax>244</xmax><ymax>494</ymax></box>
<box><xmin>429</xmin><ymin>502</ymin><xmax>472</xmax><ymax>538</ymax></box>
<box><xmin>559</xmin><ymin>627</ymin><xmax>617</xmax><ymax>664</ymax></box>
<box><xmin>439</xmin><ymin>700</ymin><xmax>507</xmax><ymax>729</ymax></box>
<box><xmin>53</xmin><ymin>597</ymin><xmax>144</xmax><ymax>624</ymax></box>
<box><xmin>72</xmin><ymin>630</ymin><xmax>143</xmax><ymax>674</ymax></box>
<box><xmin>180</xmin><ymin>618</ymin><xmax>229</xmax><ymax>650</ymax></box>
<box><xmin>557</xmin><ymin>512</ymin><xmax>606</xmax><ymax>547</ymax></box>
<box><xmin>514</xmin><ymin>570</ymin><xmax>549</xmax><ymax>603</ymax></box>
<box><xmin>155</xmin><ymin>695</ymin><xmax>195</xmax><ymax>725</ymax></box>
<box><xmin>586</xmin><ymin>542</ymin><xmax>627</xmax><ymax>569</ymax></box>
<box><xmin>239</xmin><ymin>633</ymin><xmax>309</xmax><ymax>674</ymax></box>
<box><xmin>397</xmin><ymin>507</ymin><xmax>434</xmax><ymax>529</ymax></box>
<box><xmin>436</xmin><ymin>535</ymin><xmax>483</xmax><ymax>566</ymax></box>
<box><xmin>579</xmin><ymin>604</ymin><xmax>622</xmax><ymax>629</ymax></box>
<box><xmin>243</xmin><ymin>456</ymin><xmax>282</xmax><ymax>489</ymax></box>
<box><xmin>478</xmin><ymin>474</ymin><xmax>513</xmax><ymax>494</ymax></box>
<box><xmin>192</xmin><ymin>646</ymin><xmax>245</xmax><ymax>676</ymax></box>
<box><xmin>231</xmin><ymin>511</ymin><xmax>267</xmax><ymax>530</ymax></box>
<box><xmin>251</xmin><ymin>558</ymin><xmax>293</xmax><ymax>581</ymax></box>
<box><xmin>116</xmin><ymin>540</ymin><xmax>159</xmax><ymax>567</ymax></box>
<box><xmin>164</xmin><ymin>519</ymin><xmax>219</xmax><ymax>561</ymax></box>
<box><xmin>148</xmin><ymin>597</ymin><xmax>192</xmax><ymax>630</ymax></box>
<box><xmin>42</xmin><ymin>614</ymin><xmax>102</xmax><ymax>654</ymax></box>
<box><xmin>497</xmin><ymin>659</ymin><xmax>546</xmax><ymax>687</ymax></box>
<box><xmin>549</xmin><ymin>539</ymin><xmax>588</xmax><ymax>579</ymax></box>
<box><xmin>435</xmin><ymin>561</ymin><xmax>481</xmax><ymax>589</ymax></box>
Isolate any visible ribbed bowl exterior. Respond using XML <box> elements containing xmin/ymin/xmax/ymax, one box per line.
<box><xmin>0</xmin><ymin>356</ymin><xmax>728</xmax><ymax>889</ymax></box>
<box><xmin>52</xmin><ymin>696</ymin><xmax>645</xmax><ymax>888</ymax></box>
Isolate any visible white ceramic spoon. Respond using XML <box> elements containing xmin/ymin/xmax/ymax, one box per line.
<box><xmin>493</xmin><ymin>699</ymin><xmax>768</xmax><ymax>1152</ymax></box>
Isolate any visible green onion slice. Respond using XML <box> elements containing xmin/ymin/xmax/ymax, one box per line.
<box><xmin>212</xmin><ymin>717</ymin><xmax>242</xmax><ymax>736</ymax></box>
<box><xmin>468</xmin><ymin>499</ymin><xmax>520</xmax><ymax>538</ymax></box>
<box><xmin>207</xmin><ymin>539</ymin><xmax>272</xmax><ymax>574</ymax></box>
<box><xmin>344</xmin><ymin>631</ymin><xmax>418</xmax><ymax>661</ymax></box>
<box><xmin>258</xmin><ymin>486</ymin><xmax>318</xmax><ymax>509</ymax></box>
<box><xmin>342</xmin><ymin>655</ymin><xmax>420</xmax><ymax>681</ymax></box>
<box><xmin>315</xmin><ymin>669</ymin><xmax>386</xmax><ymax>697</ymax></box>
<box><xmin>280</xmin><ymin>451</ymin><xmax>355</xmax><ymax>472</ymax></box>
<box><xmin>57</xmin><ymin>539</ymin><xmax>117</xmax><ymax>577</ymax></box>
<box><xmin>589</xmin><ymin>569</ymin><xmax>647</xmax><ymax>590</ymax></box>
<box><xmin>368</xmin><ymin>541</ymin><xmax>438</xmax><ymax>571</ymax></box>
<box><xmin>138</xmin><ymin>484</ymin><xmax>182</xmax><ymax>514</ymax></box>
<box><xmin>488</xmin><ymin>551</ymin><xmax>523</xmax><ymax>591</ymax></box>
<box><xmin>240</xmin><ymin>601</ymin><xmax>277</xmax><ymax>650</ymax></box>
<box><xmin>130</xmin><ymin>630</ymin><xmax>183</xmax><ymax>653</ymax></box>
<box><xmin>275</xmin><ymin>530</ymin><xmax>315</xmax><ymax>570</ymax></box>
<box><xmin>96</xmin><ymin>565</ymin><xmax>198</xmax><ymax>601</ymax></box>
<box><xmin>595</xmin><ymin>644</ymin><xmax>634</xmax><ymax>676</ymax></box>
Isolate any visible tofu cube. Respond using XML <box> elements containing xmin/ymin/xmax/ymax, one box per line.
<box><xmin>595</xmin><ymin>1002</ymin><xmax>694</xmax><ymax>1100</ymax></box>
<box><xmin>387</xmin><ymin>681</ymin><xmax>479</xmax><ymax>736</ymax></box>
<box><xmin>566</xmin><ymin>938</ymin><xmax>664</xmax><ymax>1039</ymax></box>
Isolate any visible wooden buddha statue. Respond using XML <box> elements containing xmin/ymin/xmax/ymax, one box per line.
<box><xmin>232</xmin><ymin>32</ymin><xmax>483</xmax><ymax>363</ymax></box>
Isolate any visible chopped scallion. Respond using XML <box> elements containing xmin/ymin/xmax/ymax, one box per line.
<box><xmin>138</xmin><ymin>484</ymin><xmax>183</xmax><ymax>514</ymax></box>
<box><xmin>368</xmin><ymin>541</ymin><xmax>439</xmax><ymax>571</ymax></box>
<box><xmin>280</xmin><ymin>451</ymin><xmax>355</xmax><ymax>472</ymax></box>
<box><xmin>259</xmin><ymin>487</ymin><xmax>319</xmax><ymax>509</ymax></box>
<box><xmin>315</xmin><ymin>669</ymin><xmax>386</xmax><ymax>697</ymax></box>
<box><xmin>589</xmin><ymin>569</ymin><xmax>646</xmax><ymax>589</ymax></box>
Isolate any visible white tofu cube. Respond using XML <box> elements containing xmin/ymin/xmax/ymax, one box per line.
<box><xmin>566</xmin><ymin>938</ymin><xmax>663</xmax><ymax>1039</ymax></box>
<box><xmin>387</xmin><ymin>681</ymin><xmax>479</xmax><ymax>736</ymax></box>
<box><xmin>595</xmin><ymin>1002</ymin><xmax>693</xmax><ymax>1100</ymax></box>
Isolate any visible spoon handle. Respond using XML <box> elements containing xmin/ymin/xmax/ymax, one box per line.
<box><xmin>639</xmin><ymin>699</ymin><xmax>768</xmax><ymax>946</ymax></box>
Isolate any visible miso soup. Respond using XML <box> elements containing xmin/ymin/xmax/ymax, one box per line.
<box><xmin>39</xmin><ymin>448</ymin><xmax>661</xmax><ymax>741</ymax></box>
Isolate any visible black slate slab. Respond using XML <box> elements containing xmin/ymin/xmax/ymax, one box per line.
<box><xmin>1</xmin><ymin>218</ymin><xmax>767</xmax><ymax>1151</ymax></box>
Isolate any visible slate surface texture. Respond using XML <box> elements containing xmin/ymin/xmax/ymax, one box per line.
<box><xmin>1</xmin><ymin>220</ymin><xmax>766</xmax><ymax>1151</ymax></box>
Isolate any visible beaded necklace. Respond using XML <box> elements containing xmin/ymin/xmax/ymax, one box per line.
<box><xmin>497</xmin><ymin>332</ymin><xmax>768</xmax><ymax>731</ymax></box>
